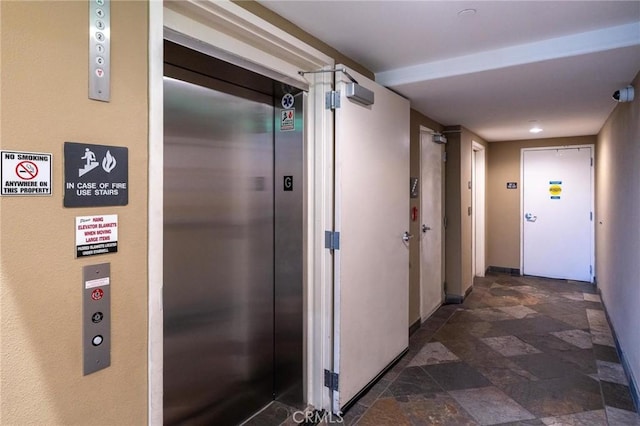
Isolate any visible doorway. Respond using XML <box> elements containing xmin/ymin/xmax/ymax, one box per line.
<box><xmin>472</xmin><ymin>142</ymin><xmax>486</xmax><ymax>279</ymax></box>
<box><xmin>521</xmin><ymin>146</ymin><xmax>594</xmax><ymax>282</ymax></box>
<box><xmin>419</xmin><ymin>129</ymin><xmax>445</xmax><ymax>320</ymax></box>
<box><xmin>162</xmin><ymin>41</ymin><xmax>304</xmax><ymax>425</ymax></box>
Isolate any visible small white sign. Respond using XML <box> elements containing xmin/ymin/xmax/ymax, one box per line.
<box><xmin>1</xmin><ymin>150</ymin><xmax>53</xmax><ymax>196</ymax></box>
<box><xmin>281</xmin><ymin>109</ymin><xmax>295</xmax><ymax>131</ymax></box>
<box><xmin>75</xmin><ymin>214</ymin><xmax>118</xmax><ymax>257</ymax></box>
<box><xmin>85</xmin><ymin>277</ymin><xmax>110</xmax><ymax>289</ymax></box>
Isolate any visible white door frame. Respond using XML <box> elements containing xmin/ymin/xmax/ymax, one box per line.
<box><xmin>419</xmin><ymin>127</ymin><xmax>445</xmax><ymax>320</ymax></box>
<box><xmin>519</xmin><ymin>145</ymin><xmax>595</xmax><ymax>281</ymax></box>
<box><xmin>148</xmin><ymin>2</ymin><xmax>335</xmax><ymax>424</ymax></box>
<box><xmin>472</xmin><ymin>141</ymin><xmax>486</xmax><ymax>278</ymax></box>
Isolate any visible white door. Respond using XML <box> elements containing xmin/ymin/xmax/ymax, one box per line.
<box><xmin>522</xmin><ymin>146</ymin><xmax>594</xmax><ymax>282</ymax></box>
<box><xmin>333</xmin><ymin>65</ymin><xmax>410</xmax><ymax>410</ymax></box>
<box><xmin>420</xmin><ymin>130</ymin><xmax>444</xmax><ymax>320</ymax></box>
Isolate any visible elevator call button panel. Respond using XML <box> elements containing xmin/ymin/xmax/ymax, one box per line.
<box><xmin>83</xmin><ymin>262</ymin><xmax>111</xmax><ymax>375</ymax></box>
<box><xmin>89</xmin><ymin>0</ymin><xmax>110</xmax><ymax>102</ymax></box>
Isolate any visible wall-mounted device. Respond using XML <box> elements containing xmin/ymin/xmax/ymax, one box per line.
<box><xmin>345</xmin><ymin>82</ymin><xmax>375</xmax><ymax>106</ymax></box>
<box><xmin>432</xmin><ymin>132</ymin><xmax>447</xmax><ymax>144</ymax></box>
<box><xmin>83</xmin><ymin>263</ymin><xmax>111</xmax><ymax>375</ymax></box>
<box><xmin>298</xmin><ymin>67</ymin><xmax>375</xmax><ymax>106</ymax></box>
<box><xmin>89</xmin><ymin>0</ymin><xmax>111</xmax><ymax>102</ymax></box>
<box><xmin>612</xmin><ymin>85</ymin><xmax>634</xmax><ymax>103</ymax></box>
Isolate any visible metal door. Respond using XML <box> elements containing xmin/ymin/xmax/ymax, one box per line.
<box><xmin>333</xmin><ymin>66</ymin><xmax>410</xmax><ymax>410</ymax></box>
<box><xmin>420</xmin><ymin>130</ymin><xmax>444</xmax><ymax>320</ymax></box>
<box><xmin>522</xmin><ymin>146</ymin><xmax>594</xmax><ymax>282</ymax></box>
<box><xmin>163</xmin><ymin>42</ymin><xmax>304</xmax><ymax>425</ymax></box>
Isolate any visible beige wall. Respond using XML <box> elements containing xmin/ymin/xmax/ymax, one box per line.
<box><xmin>486</xmin><ymin>136</ymin><xmax>596</xmax><ymax>270</ymax></box>
<box><xmin>596</xmin><ymin>70</ymin><xmax>640</xmax><ymax>394</ymax></box>
<box><xmin>408</xmin><ymin>110</ymin><xmax>443</xmax><ymax>325</ymax></box>
<box><xmin>0</xmin><ymin>2</ymin><xmax>148</xmax><ymax>424</ymax></box>
<box><xmin>444</xmin><ymin>127</ymin><xmax>487</xmax><ymax>298</ymax></box>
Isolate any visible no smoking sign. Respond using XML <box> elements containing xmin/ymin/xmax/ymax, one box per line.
<box><xmin>1</xmin><ymin>150</ymin><xmax>52</xmax><ymax>196</ymax></box>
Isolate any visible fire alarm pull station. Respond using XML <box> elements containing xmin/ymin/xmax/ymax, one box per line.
<box><xmin>83</xmin><ymin>262</ymin><xmax>111</xmax><ymax>375</ymax></box>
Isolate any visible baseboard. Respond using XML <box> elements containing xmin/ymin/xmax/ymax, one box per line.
<box><xmin>444</xmin><ymin>294</ymin><xmax>463</xmax><ymax>304</ymax></box>
<box><xmin>465</xmin><ymin>285</ymin><xmax>473</xmax><ymax>297</ymax></box>
<box><xmin>409</xmin><ymin>318</ymin><xmax>421</xmax><ymax>336</ymax></box>
<box><xmin>444</xmin><ymin>284</ymin><xmax>473</xmax><ymax>305</ymax></box>
<box><xmin>599</xmin><ymin>294</ymin><xmax>639</xmax><ymax>412</ymax></box>
<box><xmin>487</xmin><ymin>265</ymin><xmax>521</xmax><ymax>275</ymax></box>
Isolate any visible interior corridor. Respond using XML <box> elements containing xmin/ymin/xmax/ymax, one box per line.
<box><xmin>250</xmin><ymin>273</ymin><xmax>640</xmax><ymax>425</ymax></box>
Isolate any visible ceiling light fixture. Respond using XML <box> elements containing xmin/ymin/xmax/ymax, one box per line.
<box><xmin>529</xmin><ymin>120</ymin><xmax>543</xmax><ymax>134</ymax></box>
<box><xmin>458</xmin><ymin>8</ymin><xmax>477</xmax><ymax>17</ymax></box>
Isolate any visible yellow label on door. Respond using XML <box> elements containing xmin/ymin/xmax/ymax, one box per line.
<box><xmin>549</xmin><ymin>182</ymin><xmax>562</xmax><ymax>199</ymax></box>
<box><xmin>549</xmin><ymin>185</ymin><xmax>562</xmax><ymax>195</ymax></box>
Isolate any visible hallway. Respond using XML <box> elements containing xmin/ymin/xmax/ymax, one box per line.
<box><xmin>334</xmin><ymin>273</ymin><xmax>639</xmax><ymax>425</ymax></box>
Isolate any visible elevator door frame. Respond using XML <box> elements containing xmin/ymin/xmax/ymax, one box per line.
<box><xmin>149</xmin><ymin>3</ymin><xmax>337</xmax><ymax>423</ymax></box>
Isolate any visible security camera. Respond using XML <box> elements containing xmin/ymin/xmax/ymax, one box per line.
<box><xmin>612</xmin><ymin>85</ymin><xmax>634</xmax><ymax>102</ymax></box>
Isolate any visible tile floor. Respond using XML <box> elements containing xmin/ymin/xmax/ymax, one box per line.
<box><xmin>250</xmin><ymin>273</ymin><xmax>640</xmax><ymax>425</ymax></box>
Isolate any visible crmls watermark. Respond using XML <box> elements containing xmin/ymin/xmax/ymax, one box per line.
<box><xmin>292</xmin><ymin>410</ymin><xmax>344</xmax><ymax>424</ymax></box>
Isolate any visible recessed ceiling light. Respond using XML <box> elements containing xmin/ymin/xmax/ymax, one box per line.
<box><xmin>458</xmin><ymin>8</ymin><xmax>477</xmax><ymax>17</ymax></box>
<box><xmin>529</xmin><ymin>120</ymin><xmax>543</xmax><ymax>134</ymax></box>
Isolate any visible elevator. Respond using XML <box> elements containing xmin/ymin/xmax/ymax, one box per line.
<box><xmin>163</xmin><ymin>41</ymin><xmax>304</xmax><ymax>425</ymax></box>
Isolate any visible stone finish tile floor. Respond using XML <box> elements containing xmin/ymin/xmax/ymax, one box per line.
<box><xmin>251</xmin><ymin>273</ymin><xmax>639</xmax><ymax>425</ymax></box>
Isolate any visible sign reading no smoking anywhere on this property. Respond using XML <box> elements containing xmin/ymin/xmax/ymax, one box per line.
<box><xmin>1</xmin><ymin>150</ymin><xmax>53</xmax><ymax>196</ymax></box>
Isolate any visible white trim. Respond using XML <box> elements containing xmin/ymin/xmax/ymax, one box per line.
<box><xmin>149</xmin><ymin>1</ymin><xmax>335</xmax><ymax>423</ymax></box>
<box><xmin>472</xmin><ymin>141</ymin><xmax>486</xmax><ymax>278</ymax></box>
<box><xmin>148</xmin><ymin>1</ymin><xmax>163</xmax><ymax>425</ymax></box>
<box><xmin>418</xmin><ymin>126</ymin><xmax>445</xmax><ymax>320</ymax></box>
<box><xmin>164</xmin><ymin>1</ymin><xmax>332</xmax><ymax>83</ymax></box>
<box><xmin>520</xmin><ymin>145</ymin><xmax>595</xmax><ymax>282</ymax></box>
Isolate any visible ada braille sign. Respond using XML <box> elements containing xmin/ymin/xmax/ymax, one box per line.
<box><xmin>64</xmin><ymin>142</ymin><xmax>128</xmax><ymax>207</ymax></box>
<box><xmin>1</xmin><ymin>150</ymin><xmax>52</xmax><ymax>196</ymax></box>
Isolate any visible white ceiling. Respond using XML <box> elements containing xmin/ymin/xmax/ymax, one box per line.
<box><xmin>257</xmin><ymin>1</ymin><xmax>640</xmax><ymax>141</ymax></box>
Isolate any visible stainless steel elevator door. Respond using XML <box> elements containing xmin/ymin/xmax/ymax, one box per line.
<box><xmin>163</xmin><ymin>39</ymin><xmax>305</xmax><ymax>424</ymax></box>
<box><xmin>163</xmin><ymin>76</ymin><xmax>275</xmax><ymax>425</ymax></box>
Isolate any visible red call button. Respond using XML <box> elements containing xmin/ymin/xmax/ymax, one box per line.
<box><xmin>91</xmin><ymin>288</ymin><xmax>104</xmax><ymax>301</ymax></box>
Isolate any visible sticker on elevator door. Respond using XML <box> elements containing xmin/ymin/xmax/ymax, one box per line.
<box><xmin>549</xmin><ymin>181</ymin><xmax>562</xmax><ymax>199</ymax></box>
<box><xmin>283</xmin><ymin>176</ymin><xmax>293</xmax><ymax>191</ymax></box>
<box><xmin>281</xmin><ymin>93</ymin><xmax>294</xmax><ymax>109</ymax></box>
<box><xmin>281</xmin><ymin>109</ymin><xmax>295</xmax><ymax>131</ymax></box>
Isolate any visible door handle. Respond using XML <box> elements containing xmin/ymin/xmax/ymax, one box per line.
<box><xmin>402</xmin><ymin>231</ymin><xmax>413</xmax><ymax>242</ymax></box>
<box><xmin>422</xmin><ymin>224</ymin><xmax>431</xmax><ymax>233</ymax></box>
<box><xmin>525</xmin><ymin>213</ymin><xmax>537</xmax><ymax>222</ymax></box>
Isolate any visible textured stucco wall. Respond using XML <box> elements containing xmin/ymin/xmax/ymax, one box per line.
<box><xmin>0</xmin><ymin>2</ymin><xmax>148</xmax><ymax>424</ymax></box>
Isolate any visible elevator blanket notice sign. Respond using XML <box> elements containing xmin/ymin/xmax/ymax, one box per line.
<box><xmin>76</xmin><ymin>214</ymin><xmax>118</xmax><ymax>258</ymax></box>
